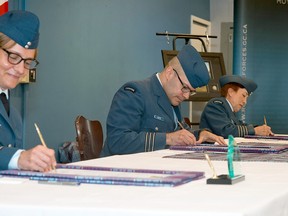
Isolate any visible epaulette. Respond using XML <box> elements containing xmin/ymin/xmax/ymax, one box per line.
<box><xmin>124</xmin><ymin>86</ymin><xmax>136</xmax><ymax>93</ymax></box>
<box><xmin>213</xmin><ymin>100</ymin><xmax>223</xmax><ymax>104</ymax></box>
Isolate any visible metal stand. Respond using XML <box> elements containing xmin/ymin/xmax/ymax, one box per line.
<box><xmin>156</xmin><ymin>32</ymin><xmax>217</xmax><ymax>52</ymax></box>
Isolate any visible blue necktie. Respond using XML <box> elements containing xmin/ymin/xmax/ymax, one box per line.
<box><xmin>172</xmin><ymin>106</ymin><xmax>182</xmax><ymax>130</ymax></box>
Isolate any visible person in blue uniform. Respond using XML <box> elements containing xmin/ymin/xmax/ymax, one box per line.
<box><xmin>199</xmin><ymin>75</ymin><xmax>274</xmax><ymax>138</ymax></box>
<box><xmin>0</xmin><ymin>10</ymin><xmax>56</xmax><ymax>171</ymax></box>
<box><xmin>101</xmin><ymin>44</ymin><xmax>226</xmax><ymax>157</ymax></box>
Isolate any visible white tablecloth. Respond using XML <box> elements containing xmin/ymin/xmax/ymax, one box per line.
<box><xmin>1</xmin><ymin>149</ymin><xmax>288</xmax><ymax>216</ymax></box>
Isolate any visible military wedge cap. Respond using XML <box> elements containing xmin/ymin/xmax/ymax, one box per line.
<box><xmin>219</xmin><ymin>75</ymin><xmax>257</xmax><ymax>94</ymax></box>
<box><xmin>0</xmin><ymin>10</ymin><xmax>40</xmax><ymax>49</ymax></box>
<box><xmin>177</xmin><ymin>44</ymin><xmax>210</xmax><ymax>88</ymax></box>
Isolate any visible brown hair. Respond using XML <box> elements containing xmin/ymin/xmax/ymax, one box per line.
<box><xmin>220</xmin><ymin>82</ymin><xmax>244</xmax><ymax>97</ymax></box>
<box><xmin>0</xmin><ymin>32</ymin><xmax>38</xmax><ymax>57</ymax></box>
<box><xmin>0</xmin><ymin>32</ymin><xmax>16</xmax><ymax>49</ymax></box>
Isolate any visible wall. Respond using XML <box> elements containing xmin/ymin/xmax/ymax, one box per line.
<box><xmin>210</xmin><ymin>0</ymin><xmax>234</xmax><ymax>52</ymax></box>
<box><xmin>10</xmin><ymin>0</ymin><xmax>210</xmax><ymax>159</ymax></box>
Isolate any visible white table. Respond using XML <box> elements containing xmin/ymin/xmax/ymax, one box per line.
<box><xmin>1</xmin><ymin>149</ymin><xmax>288</xmax><ymax>216</ymax></box>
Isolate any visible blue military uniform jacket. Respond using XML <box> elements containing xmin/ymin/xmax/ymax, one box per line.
<box><xmin>101</xmin><ymin>73</ymin><xmax>200</xmax><ymax>157</ymax></box>
<box><xmin>0</xmin><ymin>98</ymin><xmax>23</xmax><ymax>170</ymax></box>
<box><xmin>199</xmin><ymin>97</ymin><xmax>255</xmax><ymax>138</ymax></box>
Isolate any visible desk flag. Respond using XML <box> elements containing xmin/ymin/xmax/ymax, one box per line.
<box><xmin>0</xmin><ymin>0</ymin><xmax>8</xmax><ymax>15</ymax></box>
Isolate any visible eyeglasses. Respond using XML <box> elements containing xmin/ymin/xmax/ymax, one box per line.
<box><xmin>2</xmin><ymin>48</ymin><xmax>39</xmax><ymax>70</ymax></box>
<box><xmin>173</xmin><ymin>68</ymin><xmax>196</xmax><ymax>96</ymax></box>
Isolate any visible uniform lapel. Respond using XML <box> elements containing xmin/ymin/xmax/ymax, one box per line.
<box><xmin>223</xmin><ymin>98</ymin><xmax>240</xmax><ymax>124</ymax></box>
<box><xmin>0</xmin><ymin>98</ymin><xmax>15</xmax><ymax>132</ymax></box>
<box><xmin>151</xmin><ymin>74</ymin><xmax>174</xmax><ymax>122</ymax></box>
<box><xmin>172</xmin><ymin>105</ymin><xmax>182</xmax><ymax>121</ymax></box>
<box><xmin>0</xmin><ymin>103</ymin><xmax>10</xmax><ymax>121</ymax></box>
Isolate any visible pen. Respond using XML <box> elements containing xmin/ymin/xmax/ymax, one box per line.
<box><xmin>34</xmin><ymin>123</ymin><xmax>55</xmax><ymax>170</ymax></box>
<box><xmin>177</xmin><ymin>120</ymin><xmax>184</xmax><ymax>129</ymax></box>
<box><xmin>204</xmin><ymin>153</ymin><xmax>218</xmax><ymax>179</ymax></box>
<box><xmin>34</xmin><ymin>123</ymin><xmax>47</xmax><ymax>147</ymax></box>
<box><xmin>264</xmin><ymin>116</ymin><xmax>267</xmax><ymax>125</ymax></box>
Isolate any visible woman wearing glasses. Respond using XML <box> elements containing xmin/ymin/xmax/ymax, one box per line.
<box><xmin>0</xmin><ymin>10</ymin><xmax>56</xmax><ymax>171</ymax></box>
<box><xmin>101</xmin><ymin>44</ymin><xmax>226</xmax><ymax>157</ymax></box>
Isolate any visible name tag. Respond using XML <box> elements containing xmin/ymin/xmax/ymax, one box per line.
<box><xmin>154</xmin><ymin>115</ymin><xmax>164</xmax><ymax>121</ymax></box>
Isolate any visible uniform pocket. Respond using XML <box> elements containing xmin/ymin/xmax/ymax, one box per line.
<box><xmin>143</xmin><ymin>118</ymin><xmax>172</xmax><ymax>132</ymax></box>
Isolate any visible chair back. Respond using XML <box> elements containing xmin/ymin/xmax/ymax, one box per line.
<box><xmin>183</xmin><ymin>117</ymin><xmax>192</xmax><ymax>128</ymax></box>
<box><xmin>75</xmin><ymin>115</ymin><xmax>103</xmax><ymax>160</ymax></box>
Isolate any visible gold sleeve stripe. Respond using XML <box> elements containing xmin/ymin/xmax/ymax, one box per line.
<box><xmin>237</xmin><ymin>125</ymin><xmax>248</xmax><ymax>137</ymax></box>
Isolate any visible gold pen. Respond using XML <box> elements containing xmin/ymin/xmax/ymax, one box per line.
<box><xmin>34</xmin><ymin>123</ymin><xmax>55</xmax><ymax>170</ymax></box>
<box><xmin>205</xmin><ymin>153</ymin><xmax>218</xmax><ymax>179</ymax></box>
<box><xmin>264</xmin><ymin>116</ymin><xmax>267</xmax><ymax>125</ymax></box>
<box><xmin>34</xmin><ymin>123</ymin><xmax>47</xmax><ymax>147</ymax></box>
<box><xmin>177</xmin><ymin>120</ymin><xmax>184</xmax><ymax>129</ymax></box>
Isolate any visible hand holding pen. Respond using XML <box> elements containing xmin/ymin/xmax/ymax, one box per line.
<box><xmin>177</xmin><ymin>120</ymin><xmax>226</xmax><ymax>145</ymax></box>
<box><xmin>17</xmin><ymin>124</ymin><xmax>56</xmax><ymax>172</ymax></box>
<box><xmin>34</xmin><ymin>123</ymin><xmax>56</xmax><ymax>171</ymax></box>
<box><xmin>254</xmin><ymin>116</ymin><xmax>274</xmax><ymax>136</ymax></box>
<box><xmin>166</xmin><ymin>121</ymin><xmax>197</xmax><ymax>146</ymax></box>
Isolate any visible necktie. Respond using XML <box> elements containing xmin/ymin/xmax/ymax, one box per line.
<box><xmin>172</xmin><ymin>106</ymin><xmax>182</xmax><ymax>130</ymax></box>
<box><xmin>0</xmin><ymin>93</ymin><xmax>9</xmax><ymax>116</ymax></box>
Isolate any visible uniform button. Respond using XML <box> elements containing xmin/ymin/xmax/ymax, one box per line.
<box><xmin>8</xmin><ymin>144</ymin><xmax>12</xmax><ymax>147</ymax></box>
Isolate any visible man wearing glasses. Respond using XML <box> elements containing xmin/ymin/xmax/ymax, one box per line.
<box><xmin>101</xmin><ymin>44</ymin><xmax>226</xmax><ymax>157</ymax></box>
<box><xmin>0</xmin><ymin>11</ymin><xmax>56</xmax><ymax>171</ymax></box>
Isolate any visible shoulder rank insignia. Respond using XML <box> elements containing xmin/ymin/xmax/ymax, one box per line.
<box><xmin>124</xmin><ymin>86</ymin><xmax>136</xmax><ymax>93</ymax></box>
<box><xmin>213</xmin><ymin>100</ymin><xmax>223</xmax><ymax>104</ymax></box>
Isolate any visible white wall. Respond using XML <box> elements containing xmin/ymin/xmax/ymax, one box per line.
<box><xmin>210</xmin><ymin>0</ymin><xmax>234</xmax><ymax>52</ymax></box>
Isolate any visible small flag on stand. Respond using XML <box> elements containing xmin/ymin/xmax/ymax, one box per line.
<box><xmin>0</xmin><ymin>0</ymin><xmax>8</xmax><ymax>15</ymax></box>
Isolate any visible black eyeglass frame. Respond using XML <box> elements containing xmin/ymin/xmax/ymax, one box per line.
<box><xmin>2</xmin><ymin>48</ymin><xmax>39</xmax><ymax>70</ymax></box>
<box><xmin>173</xmin><ymin>68</ymin><xmax>196</xmax><ymax>96</ymax></box>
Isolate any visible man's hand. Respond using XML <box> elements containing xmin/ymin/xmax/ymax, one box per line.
<box><xmin>18</xmin><ymin>145</ymin><xmax>56</xmax><ymax>172</ymax></box>
<box><xmin>166</xmin><ymin>129</ymin><xmax>197</xmax><ymax>145</ymax></box>
<box><xmin>254</xmin><ymin>125</ymin><xmax>274</xmax><ymax>136</ymax></box>
<box><xmin>197</xmin><ymin>130</ymin><xmax>227</xmax><ymax>145</ymax></box>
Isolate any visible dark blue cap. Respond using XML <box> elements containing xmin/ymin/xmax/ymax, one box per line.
<box><xmin>0</xmin><ymin>10</ymin><xmax>40</xmax><ymax>49</ymax></box>
<box><xmin>219</xmin><ymin>75</ymin><xmax>257</xmax><ymax>94</ymax></box>
<box><xmin>177</xmin><ymin>44</ymin><xmax>210</xmax><ymax>88</ymax></box>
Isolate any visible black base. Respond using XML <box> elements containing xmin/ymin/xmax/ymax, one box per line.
<box><xmin>206</xmin><ymin>174</ymin><xmax>245</xmax><ymax>185</ymax></box>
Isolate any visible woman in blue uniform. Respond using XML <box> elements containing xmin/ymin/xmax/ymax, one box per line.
<box><xmin>0</xmin><ymin>11</ymin><xmax>56</xmax><ymax>171</ymax></box>
<box><xmin>200</xmin><ymin>75</ymin><xmax>274</xmax><ymax>138</ymax></box>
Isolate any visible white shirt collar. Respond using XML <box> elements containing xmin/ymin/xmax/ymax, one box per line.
<box><xmin>156</xmin><ymin>72</ymin><xmax>163</xmax><ymax>86</ymax></box>
<box><xmin>225</xmin><ymin>98</ymin><xmax>234</xmax><ymax>112</ymax></box>
<box><xmin>0</xmin><ymin>89</ymin><xmax>9</xmax><ymax>99</ymax></box>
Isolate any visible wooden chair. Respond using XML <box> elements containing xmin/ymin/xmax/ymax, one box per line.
<box><xmin>184</xmin><ymin>117</ymin><xmax>192</xmax><ymax>128</ymax></box>
<box><xmin>75</xmin><ymin>115</ymin><xmax>103</xmax><ymax>160</ymax></box>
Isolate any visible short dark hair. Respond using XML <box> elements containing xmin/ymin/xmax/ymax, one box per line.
<box><xmin>220</xmin><ymin>82</ymin><xmax>244</xmax><ymax>97</ymax></box>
